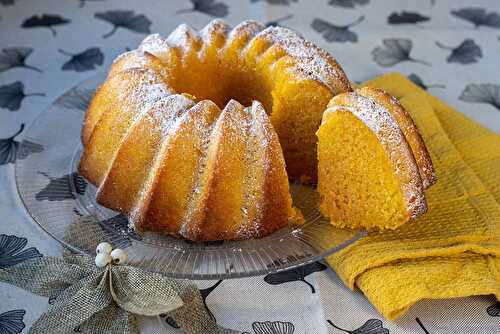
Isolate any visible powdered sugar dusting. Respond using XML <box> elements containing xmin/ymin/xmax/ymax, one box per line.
<box><xmin>227</xmin><ymin>20</ymin><xmax>264</xmax><ymax>43</ymax></box>
<box><xmin>256</xmin><ymin>26</ymin><xmax>349</xmax><ymax>93</ymax></box>
<box><xmin>146</xmin><ymin>94</ymin><xmax>195</xmax><ymax>136</ymax></box>
<box><xmin>139</xmin><ymin>33</ymin><xmax>171</xmax><ymax>55</ymax></box>
<box><xmin>199</xmin><ymin>19</ymin><xmax>229</xmax><ymax>42</ymax></box>
<box><xmin>166</xmin><ymin>23</ymin><xmax>201</xmax><ymax>51</ymax></box>
<box><xmin>113</xmin><ymin>50</ymin><xmax>140</xmax><ymax>65</ymax></box>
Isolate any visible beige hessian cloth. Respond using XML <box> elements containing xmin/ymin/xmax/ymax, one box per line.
<box><xmin>326</xmin><ymin>72</ymin><xmax>500</xmax><ymax>320</ymax></box>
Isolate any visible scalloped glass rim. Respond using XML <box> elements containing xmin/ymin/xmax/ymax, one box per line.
<box><xmin>14</xmin><ymin>73</ymin><xmax>366</xmax><ymax>279</ymax></box>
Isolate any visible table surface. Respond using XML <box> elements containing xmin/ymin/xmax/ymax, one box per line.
<box><xmin>1</xmin><ymin>0</ymin><xmax>499</xmax><ymax>333</ymax></box>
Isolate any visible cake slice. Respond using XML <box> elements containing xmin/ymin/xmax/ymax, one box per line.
<box><xmin>317</xmin><ymin>90</ymin><xmax>427</xmax><ymax>230</ymax></box>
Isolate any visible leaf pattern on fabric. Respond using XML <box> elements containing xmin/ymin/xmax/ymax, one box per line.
<box><xmin>58</xmin><ymin>48</ymin><xmax>104</xmax><ymax>72</ymax></box>
<box><xmin>177</xmin><ymin>0</ymin><xmax>228</xmax><ymax>18</ymax></box>
<box><xmin>265</xmin><ymin>14</ymin><xmax>293</xmax><ymax>28</ymax></box>
<box><xmin>263</xmin><ymin>261</ymin><xmax>327</xmax><ymax>293</ymax></box>
<box><xmin>0</xmin><ymin>309</ymin><xmax>26</xmax><ymax>334</ymax></box>
<box><xmin>487</xmin><ymin>302</ymin><xmax>500</xmax><ymax>316</ymax></box>
<box><xmin>0</xmin><ymin>81</ymin><xmax>45</xmax><ymax>111</ymax></box>
<box><xmin>78</xmin><ymin>0</ymin><xmax>105</xmax><ymax>7</ymax></box>
<box><xmin>95</xmin><ymin>10</ymin><xmax>151</xmax><ymax>38</ymax></box>
<box><xmin>311</xmin><ymin>16</ymin><xmax>364</xmax><ymax>43</ymax></box>
<box><xmin>372</xmin><ymin>38</ymin><xmax>430</xmax><ymax>67</ymax></box>
<box><xmin>0</xmin><ymin>124</ymin><xmax>44</xmax><ymax>165</ymax></box>
<box><xmin>407</xmin><ymin>73</ymin><xmax>445</xmax><ymax>90</ymax></box>
<box><xmin>251</xmin><ymin>0</ymin><xmax>297</xmax><ymax>5</ymax></box>
<box><xmin>459</xmin><ymin>83</ymin><xmax>500</xmax><ymax>110</ymax></box>
<box><xmin>55</xmin><ymin>87</ymin><xmax>95</xmax><ymax>111</ymax></box>
<box><xmin>327</xmin><ymin>319</ymin><xmax>389</xmax><ymax>334</ymax></box>
<box><xmin>451</xmin><ymin>8</ymin><xmax>500</xmax><ymax>29</ymax></box>
<box><xmin>21</xmin><ymin>14</ymin><xmax>70</xmax><ymax>36</ymax></box>
<box><xmin>0</xmin><ymin>47</ymin><xmax>42</xmax><ymax>73</ymax></box>
<box><xmin>247</xmin><ymin>321</ymin><xmax>295</xmax><ymax>334</ymax></box>
<box><xmin>328</xmin><ymin>0</ymin><xmax>368</xmax><ymax>8</ymax></box>
<box><xmin>388</xmin><ymin>11</ymin><xmax>430</xmax><ymax>24</ymax></box>
<box><xmin>435</xmin><ymin>39</ymin><xmax>482</xmax><ymax>64</ymax></box>
<box><xmin>0</xmin><ymin>234</ymin><xmax>42</xmax><ymax>269</ymax></box>
<box><xmin>35</xmin><ymin>172</ymin><xmax>87</xmax><ymax>201</ymax></box>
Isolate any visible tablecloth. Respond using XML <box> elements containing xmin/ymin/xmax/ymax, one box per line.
<box><xmin>1</xmin><ymin>0</ymin><xmax>499</xmax><ymax>333</ymax></box>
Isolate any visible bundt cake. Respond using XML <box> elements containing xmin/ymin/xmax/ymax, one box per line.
<box><xmin>317</xmin><ymin>87</ymin><xmax>432</xmax><ymax>230</ymax></box>
<box><xmin>80</xmin><ymin>19</ymin><xmax>434</xmax><ymax>240</ymax></box>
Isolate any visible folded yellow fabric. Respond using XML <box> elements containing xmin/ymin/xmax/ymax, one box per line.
<box><xmin>326</xmin><ymin>73</ymin><xmax>500</xmax><ymax>320</ymax></box>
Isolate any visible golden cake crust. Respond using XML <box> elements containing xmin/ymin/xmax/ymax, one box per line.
<box><xmin>356</xmin><ymin>87</ymin><xmax>436</xmax><ymax>189</ymax></box>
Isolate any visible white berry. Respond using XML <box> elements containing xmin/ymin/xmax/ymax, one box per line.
<box><xmin>95</xmin><ymin>253</ymin><xmax>112</xmax><ymax>268</ymax></box>
<box><xmin>110</xmin><ymin>248</ymin><xmax>128</xmax><ymax>265</ymax></box>
<box><xmin>96</xmin><ymin>242</ymin><xmax>112</xmax><ymax>255</ymax></box>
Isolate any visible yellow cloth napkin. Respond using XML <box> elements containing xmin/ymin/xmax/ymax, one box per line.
<box><xmin>326</xmin><ymin>72</ymin><xmax>500</xmax><ymax>320</ymax></box>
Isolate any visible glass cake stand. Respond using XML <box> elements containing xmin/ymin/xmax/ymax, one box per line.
<box><xmin>15</xmin><ymin>74</ymin><xmax>365</xmax><ymax>279</ymax></box>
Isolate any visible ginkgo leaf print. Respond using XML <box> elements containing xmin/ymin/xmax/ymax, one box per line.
<box><xmin>0</xmin><ymin>47</ymin><xmax>42</xmax><ymax>73</ymax></box>
<box><xmin>0</xmin><ymin>81</ymin><xmax>45</xmax><ymax>111</ymax></box>
<box><xmin>59</xmin><ymin>48</ymin><xmax>104</xmax><ymax>72</ymax></box>
<box><xmin>388</xmin><ymin>11</ymin><xmax>430</xmax><ymax>25</ymax></box>
<box><xmin>55</xmin><ymin>87</ymin><xmax>95</xmax><ymax>111</ymax></box>
<box><xmin>459</xmin><ymin>83</ymin><xmax>500</xmax><ymax>111</ymax></box>
<box><xmin>451</xmin><ymin>8</ymin><xmax>500</xmax><ymax>29</ymax></box>
<box><xmin>265</xmin><ymin>14</ymin><xmax>293</xmax><ymax>28</ymax></box>
<box><xmin>487</xmin><ymin>302</ymin><xmax>500</xmax><ymax>316</ymax></box>
<box><xmin>251</xmin><ymin>0</ymin><xmax>297</xmax><ymax>5</ymax></box>
<box><xmin>177</xmin><ymin>0</ymin><xmax>228</xmax><ymax>18</ymax></box>
<box><xmin>35</xmin><ymin>172</ymin><xmax>87</xmax><ymax>201</ymax></box>
<box><xmin>21</xmin><ymin>14</ymin><xmax>70</xmax><ymax>36</ymax></box>
<box><xmin>0</xmin><ymin>234</ymin><xmax>42</xmax><ymax>268</ymax></box>
<box><xmin>407</xmin><ymin>73</ymin><xmax>445</xmax><ymax>90</ymax></box>
<box><xmin>327</xmin><ymin>319</ymin><xmax>389</xmax><ymax>334</ymax></box>
<box><xmin>95</xmin><ymin>10</ymin><xmax>151</xmax><ymax>38</ymax></box>
<box><xmin>251</xmin><ymin>321</ymin><xmax>295</xmax><ymax>334</ymax></box>
<box><xmin>0</xmin><ymin>309</ymin><xmax>26</xmax><ymax>334</ymax></box>
<box><xmin>311</xmin><ymin>16</ymin><xmax>364</xmax><ymax>43</ymax></box>
<box><xmin>0</xmin><ymin>124</ymin><xmax>44</xmax><ymax>165</ymax></box>
<box><xmin>328</xmin><ymin>0</ymin><xmax>368</xmax><ymax>8</ymax></box>
<box><xmin>264</xmin><ymin>261</ymin><xmax>327</xmax><ymax>293</ymax></box>
<box><xmin>372</xmin><ymin>39</ymin><xmax>430</xmax><ymax>67</ymax></box>
<box><xmin>435</xmin><ymin>39</ymin><xmax>482</xmax><ymax>64</ymax></box>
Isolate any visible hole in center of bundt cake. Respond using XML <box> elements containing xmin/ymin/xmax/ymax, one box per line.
<box><xmin>167</xmin><ymin>59</ymin><xmax>274</xmax><ymax>113</ymax></box>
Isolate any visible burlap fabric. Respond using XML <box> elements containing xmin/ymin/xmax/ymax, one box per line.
<box><xmin>0</xmin><ymin>255</ymin><xmax>239</xmax><ymax>334</ymax></box>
